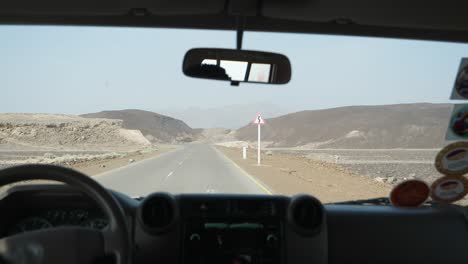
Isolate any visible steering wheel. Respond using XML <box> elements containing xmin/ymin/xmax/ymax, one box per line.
<box><xmin>0</xmin><ymin>164</ymin><xmax>131</xmax><ymax>264</ymax></box>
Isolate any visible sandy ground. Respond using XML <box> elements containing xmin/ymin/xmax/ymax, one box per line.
<box><xmin>70</xmin><ymin>144</ymin><xmax>178</xmax><ymax>176</ymax></box>
<box><xmin>217</xmin><ymin>146</ymin><xmax>391</xmax><ymax>203</ymax></box>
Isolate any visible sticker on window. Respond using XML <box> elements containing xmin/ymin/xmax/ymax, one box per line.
<box><xmin>435</xmin><ymin>142</ymin><xmax>468</xmax><ymax>176</ymax></box>
<box><xmin>390</xmin><ymin>179</ymin><xmax>430</xmax><ymax>207</ymax></box>
<box><xmin>450</xmin><ymin>58</ymin><xmax>468</xmax><ymax>100</ymax></box>
<box><xmin>445</xmin><ymin>104</ymin><xmax>468</xmax><ymax>140</ymax></box>
<box><xmin>430</xmin><ymin>176</ymin><xmax>468</xmax><ymax>203</ymax></box>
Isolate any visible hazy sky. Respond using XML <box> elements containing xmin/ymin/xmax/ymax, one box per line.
<box><xmin>1</xmin><ymin>25</ymin><xmax>468</xmax><ymax>115</ymax></box>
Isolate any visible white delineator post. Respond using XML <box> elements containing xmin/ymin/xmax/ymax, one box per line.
<box><xmin>253</xmin><ymin>112</ymin><xmax>265</xmax><ymax>166</ymax></box>
<box><xmin>257</xmin><ymin>123</ymin><xmax>261</xmax><ymax>165</ymax></box>
<box><xmin>242</xmin><ymin>146</ymin><xmax>247</xmax><ymax>160</ymax></box>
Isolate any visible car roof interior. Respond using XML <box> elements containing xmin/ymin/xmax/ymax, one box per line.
<box><xmin>0</xmin><ymin>1</ymin><xmax>468</xmax><ymax>43</ymax></box>
<box><xmin>2</xmin><ymin>3</ymin><xmax>468</xmax><ymax>264</ymax></box>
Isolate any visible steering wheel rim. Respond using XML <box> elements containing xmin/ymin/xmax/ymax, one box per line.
<box><xmin>0</xmin><ymin>164</ymin><xmax>131</xmax><ymax>264</ymax></box>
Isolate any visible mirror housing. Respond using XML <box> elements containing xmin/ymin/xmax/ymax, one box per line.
<box><xmin>183</xmin><ymin>48</ymin><xmax>291</xmax><ymax>85</ymax></box>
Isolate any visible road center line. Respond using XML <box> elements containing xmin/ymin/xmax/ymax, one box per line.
<box><xmin>165</xmin><ymin>155</ymin><xmax>188</xmax><ymax>181</ymax></box>
<box><xmin>165</xmin><ymin>171</ymin><xmax>174</xmax><ymax>181</ymax></box>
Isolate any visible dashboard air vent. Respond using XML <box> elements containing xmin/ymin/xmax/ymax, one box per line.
<box><xmin>139</xmin><ymin>193</ymin><xmax>178</xmax><ymax>233</ymax></box>
<box><xmin>288</xmin><ymin>195</ymin><xmax>324</xmax><ymax>235</ymax></box>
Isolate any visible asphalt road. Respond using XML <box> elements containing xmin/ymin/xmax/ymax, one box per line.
<box><xmin>96</xmin><ymin>143</ymin><xmax>269</xmax><ymax>197</ymax></box>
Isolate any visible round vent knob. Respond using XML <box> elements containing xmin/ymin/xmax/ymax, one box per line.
<box><xmin>287</xmin><ymin>195</ymin><xmax>324</xmax><ymax>235</ymax></box>
<box><xmin>138</xmin><ymin>193</ymin><xmax>178</xmax><ymax>234</ymax></box>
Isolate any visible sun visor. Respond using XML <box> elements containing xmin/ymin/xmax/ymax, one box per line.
<box><xmin>262</xmin><ymin>0</ymin><xmax>468</xmax><ymax>31</ymax></box>
<box><xmin>0</xmin><ymin>8</ymin><xmax>129</xmax><ymax>16</ymax></box>
<box><xmin>147</xmin><ymin>0</ymin><xmax>226</xmax><ymax>15</ymax></box>
<box><xmin>0</xmin><ymin>0</ymin><xmax>226</xmax><ymax>16</ymax></box>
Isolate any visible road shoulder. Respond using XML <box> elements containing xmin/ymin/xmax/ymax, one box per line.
<box><xmin>216</xmin><ymin>146</ymin><xmax>391</xmax><ymax>203</ymax></box>
<box><xmin>214</xmin><ymin>147</ymin><xmax>273</xmax><ymax>195</ymax></box>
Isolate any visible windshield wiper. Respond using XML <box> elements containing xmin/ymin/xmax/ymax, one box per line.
<box><xmin>329</xmin><ymin>197</ymin><xmax>437</xmax><ymax>206</ymax></box>
<box><xmin>330</xmin><ymin>197</ymin><xmax>392</xmax><ymax>206</ymax></box>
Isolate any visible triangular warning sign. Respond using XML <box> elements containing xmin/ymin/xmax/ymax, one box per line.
<box><xmin>253</xmin><ymin>113</ymin><xmax>265</xmax><ymax>125</ymax></box>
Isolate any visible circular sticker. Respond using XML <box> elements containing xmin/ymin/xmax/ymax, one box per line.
<box><xmin>455</xmin><ymin>65</ymin><xmax>468</xmax><ymax>99</ymax></box>
<box><xmin>430</xmin><ymin>176</ymin><xmax>468</xmax><ymax>203</ymax></box>
<box><xmin>435</xmin><ymin>142</ymin><xmax>468</xmax><ymax>176</ymax></box>
<box><xmin>449</xmin><ymin>106</ymin><xmax>468</xmax><ymax>138</ymax></box>
<box><xmin>390</xmin><ymin>180</ymin><xmax>430</xmax><ymax>207</ymax></box>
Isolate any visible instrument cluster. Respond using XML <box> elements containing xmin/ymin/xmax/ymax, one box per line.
<box><xmin>8</xmin><ymin>208</ymin><xmax>108</xmax><ymax>236</ymax></box>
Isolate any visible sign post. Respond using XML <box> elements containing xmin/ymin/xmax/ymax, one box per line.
<box><xmin>253</xmin><ymin>113</ymin><xmax>265</xmax><ymax>165</ymax></box>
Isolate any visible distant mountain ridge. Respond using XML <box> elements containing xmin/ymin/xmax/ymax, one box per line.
<box><xmin>159</xmin><ymin>103</ymin><xmax>288</xmax><ymax>129</ymax></box>
<box><xmin>81</xmin><ymin>109</ymin><xmax>195</xmax><ymax>143</ymax></box>
<box><xmin>234</xmin><ymin>103</ymin><xmax>452</xmax><ymax>148</ymax></box>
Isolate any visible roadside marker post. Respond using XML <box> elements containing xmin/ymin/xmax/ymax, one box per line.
<box><xmin>258</xmin><ymin>124</ymin><xmax>261</xmax><ymax>164</ymax></box>
<box><xmin>253</xmin><ymin>113</ymin><xmax>265</xmax><ymax>165</ymax></box>
<box><xmin>242</xmin><ymin>146</ymin><xmax>247</xmax><ymax>160</ymax></box>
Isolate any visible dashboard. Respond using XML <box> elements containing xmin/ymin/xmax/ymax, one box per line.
<box><xmin>178</xmin><ymin>196</ymin><xmax>287</xmax><ymax>264</ymax></box>
<box><xmin>2</xmin><ymin>184</ymin><xmax>468</xmax><ymax>264</ymax></box>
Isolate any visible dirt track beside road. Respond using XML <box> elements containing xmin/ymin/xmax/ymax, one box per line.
<box><xmin>218</xmin><ymin>146</ymin><xmax>391</xmax><ymax>203</ymax></box>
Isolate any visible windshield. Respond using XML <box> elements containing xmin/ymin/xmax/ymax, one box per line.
<box><xmin>1</xmin><ymin>26</ymin><xmax>468</xmax><ymax>203</ymax></box>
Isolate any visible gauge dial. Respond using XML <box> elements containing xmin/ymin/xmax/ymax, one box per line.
<box><xmin>85</xmin><ymin>218</ymin><xmax>108</xmax><ymax>230</ymax></box>
<box><xmin>71</xmin><ymin>209</ymin><xmax>89</xmax><ymax>222</ymax></box>
<box><xmin>45</xmin><ymin>209</ymin><xmax>65</xmax><ymax>224</ymax></box>
<box><xmin>10</xmin><ymin>217</ymin><xmax>52</xmax><ymax>235</ymax></box>
<box><xmin>45</xmin><ymin>209</ymin><xmax>89</xmax><ymax>226</ymax></box>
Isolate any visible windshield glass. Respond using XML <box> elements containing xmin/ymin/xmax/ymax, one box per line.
<box><xmin>1</xmin><ymin>26</ymin><xmax>468</xmax><ymax>203</ymax></box>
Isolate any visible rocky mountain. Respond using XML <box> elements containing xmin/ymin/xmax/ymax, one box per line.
<box><xmin>81</xmin><ymin>109</ymin><xmax>195</xmax><ymax>143</ymax></box>
<box><xmin>235</xmin><ymin>103</ymin><xmax>452</xmax><ymax>148</ymax></box>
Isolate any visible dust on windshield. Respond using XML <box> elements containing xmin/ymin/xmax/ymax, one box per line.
<box><xmin>1</xmin><ymin>26</ymin><xmax>468</xmax><ymax>203</ymax></box>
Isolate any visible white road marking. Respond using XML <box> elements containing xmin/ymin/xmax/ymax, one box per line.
<box><xmin>179</xmin><ymin>161</ymin><xmax>184</xmax><ymax>166</ymax></box>
<box><xmin>164</xmin><ymin>171</ymin><xmax>174</xmax><ymax>181</ymax></box>
<box><xmin>205</xmin><ymin>189</ymin><xmax>217</xmax><ymax>193</ymax></box>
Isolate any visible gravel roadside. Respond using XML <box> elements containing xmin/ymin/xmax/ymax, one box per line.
<box><xmin>269</xmin><ymin>148</ymin><xmax>442</xmax><ymax>185</ymax></box>
<box><xmin>217</xmin><ymin>146</ymin><xmax>391</xmax><ymax>203</ymax></box>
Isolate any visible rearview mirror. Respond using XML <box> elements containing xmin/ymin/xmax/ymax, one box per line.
<box><xmin>183</xmin><ymin>48</ymin><xmax>291</xmax><ymax>85</ymax></box>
